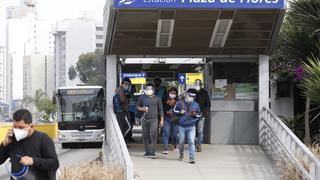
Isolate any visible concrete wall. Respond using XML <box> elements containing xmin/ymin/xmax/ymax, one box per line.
<box><xmin>270</xmin><ymin>81</ymin><xmax>294</xmax><ymax>119</ymax></box>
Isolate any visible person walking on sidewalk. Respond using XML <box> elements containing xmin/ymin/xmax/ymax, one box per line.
<box><xmin>174</xmin><ymin>89</ymin><xmax>201</xmax><ymax>164</ymax></box>
<box><xmin>136</xmin><ymin>84</ymin><xmax>164</xmax><ymax>159</ymax></box>
<box><xmin>113</xmin><ymin>77</ymin><xmax>132</xmax><ymax>138</ymax></box>
<box><xmin>162</xmin><ymin>87</ymin><xmax>179</xmax><ymax>154</ymax></box>
<box><xmin>194</xmin><ymin>79</ymin><xmax>211</xmax><ymax>152</ymax></box>
<box><xmin>0</xmin><ymin>109</ymin><xmax>59</xmax><ymax>180</ymax></box>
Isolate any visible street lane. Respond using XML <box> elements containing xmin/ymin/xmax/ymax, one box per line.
<box><xmin>0</xmin><ymin>144</ymin><xmax>100</xmax><ymax>179</ymax></box>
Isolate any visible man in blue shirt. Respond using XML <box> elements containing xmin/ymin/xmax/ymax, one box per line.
<box><xmin>174</xmin><ymin>89</ymin><xmax>201</xmax><ymax>164</ymax></box>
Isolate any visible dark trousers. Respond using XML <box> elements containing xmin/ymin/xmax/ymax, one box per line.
<box><xmin>125</xmin><ymin>111</ymin><xmax>135</xmax><ymax>140</ymax></box>
<box><xmin>142</xmin><ymin>118</ymin><xmax>158</xmax><ymax>154</ymax></box>
<box><xmin>116</xmin><ymin>111</ymin><xmax>131</xmax><ymax>137</ymax></box>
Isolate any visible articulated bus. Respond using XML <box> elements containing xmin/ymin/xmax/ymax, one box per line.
<box><xmin>56</xmin><ymin>86</ymin><xmax>105</xmax><ymax>148</ymax></box>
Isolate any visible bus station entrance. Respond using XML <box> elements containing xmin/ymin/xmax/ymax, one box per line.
<box><xmin>102</xmin><ymin>1</ymin><xmax>289</xmax><ymax>179</ymax></box>
<box><xmin>104</xmin><ymin>7</ymin><xmax>285</xmax><ymax>145</ymax></box>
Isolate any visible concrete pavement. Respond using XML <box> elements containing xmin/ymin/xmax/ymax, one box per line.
<box><xmin>129</xmin><ymin>144</ymin><xmax>280</xmax><ymax>180</ymax></box>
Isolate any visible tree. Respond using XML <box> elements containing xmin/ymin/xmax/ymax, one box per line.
<box><xmin>23</xmin><ymin>89</ymin><xmax>46</xmax><ymax>111</ymax></box>
<box><xmin>22</xmin><ymin>89</ymin><xmax>56</xmax><ymax>123</ymax></box>
<box><xmin>271</xmin><ymin>0</ymin><xmax>320</xmax><ymax>145</ymax></box>
<box><xmin>68</xmin><ymin>49</ymin><xmax>105</xmax><ymax>87</ymax></box>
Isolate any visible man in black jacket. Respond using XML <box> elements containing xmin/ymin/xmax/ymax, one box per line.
<box><xmin>194</xmin><ymin>79</ymin><xmax>211</xmax><ymax>152</ymax></box>
<box><xmin>0</xmin><ymin>109</ymin><xmax>59</xmax><ymax>180</ymax></box>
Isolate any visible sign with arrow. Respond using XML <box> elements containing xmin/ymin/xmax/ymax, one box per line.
<box><xmin>178</xmin><ymin>73</ymin><xmax>186</xmax><ymax>85</ymax></box>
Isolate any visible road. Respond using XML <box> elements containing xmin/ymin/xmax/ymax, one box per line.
<box><xmin>0</xmin><ymin>143</ymin><xmax>101</xmax><ymax>179</ymax></box>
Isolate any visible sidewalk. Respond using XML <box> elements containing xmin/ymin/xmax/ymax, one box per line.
<box><xmin>129</xmin><ymin>144</ymin><xmax>280</xmax><ymax>180</ymax></box>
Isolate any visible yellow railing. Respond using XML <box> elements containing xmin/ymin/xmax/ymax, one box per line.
<box><xmin>0</xmin><ymin>123</ymin><xmax>58</xmax><ymax>141</ymax></box>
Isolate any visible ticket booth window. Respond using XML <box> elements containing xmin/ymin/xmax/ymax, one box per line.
<box><xmin>211</xmin><ymin>62</ymin><xmax>258</xmax><ymax>100</ymax></box>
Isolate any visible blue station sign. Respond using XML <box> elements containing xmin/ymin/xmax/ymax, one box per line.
<box><xmin>115</xmin><ymin>0</ymin><xmax>284</xmax><ymax>9</ymax></box>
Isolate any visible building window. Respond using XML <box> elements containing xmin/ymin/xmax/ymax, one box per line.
<box><xmin>96</xmin><ymin>27</ymin><xmax>103</xmax><ymax>31</ymax></box>
<box><xmin>96</xmin><ymin>43</ymin><xmax>103</xmax><ymax>48</ymax></box>
<box><xmin>96</xmin><ymin>35</ymin><xmax>103</xmax><ymax>39</ymax></box>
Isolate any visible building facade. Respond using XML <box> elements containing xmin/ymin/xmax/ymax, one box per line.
<box><xmin>54</xmin><ymin>18</ymin><xmax>103</xmax><ymax>89</ymax></box>
<box><xmin>0</xmin><ymin>46</ymin><xmax>6</xmax><ymax>103</ymax></box>
<box><xmin>6</xmin><ymin>0</ymin><xmax>53</xmax><ymax>111</ymax></box>
<box><xmin>23</xmin><ymin>54</ymin><xmax>55</xmax><ymax>98</ymax></box>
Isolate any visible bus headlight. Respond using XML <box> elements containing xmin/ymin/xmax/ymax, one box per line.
<box><xmin>58</xmin><ymin>134</ymin><xmax>66</xmax><ymax>139</ymax></box>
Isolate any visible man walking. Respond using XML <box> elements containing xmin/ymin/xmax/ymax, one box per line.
<box><xmin>0</xmin><ymin>109</ymin><xmax>59</xmax><ymax>180</ymax></box>
<box><xmin>174</xmin><ymin>89</ymin><xmax>201</xmax><ymax>164</ymax></box>
<box><xmin>136</xmin><ymin>84</ymin><xmax>164</xmax><ymax>159</ymax></box>
<box><xmin>194</xmin><ymin>79</ymin><xmax>211</xmax><ymax>152</ymax></box>
<box><xmin>113</xmin><ymin>77</ymin><xmax>132</xmax><ymax>138</ymax></box>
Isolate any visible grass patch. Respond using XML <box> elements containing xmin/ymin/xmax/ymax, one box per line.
<box><xmin>59</xmin><ymin>161</ymin><xmax>123</xmax><ymax>180</ymax></box>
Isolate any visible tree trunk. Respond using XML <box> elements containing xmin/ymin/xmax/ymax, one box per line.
<box><xmin>304</xmin><ymin>97</ymin><xmax>312</xmax><ymax>145</ymax></box>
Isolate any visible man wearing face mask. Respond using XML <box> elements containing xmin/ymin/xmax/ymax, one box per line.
<box><xmin>194</xmin><ymin>79</ymin><xmax>211</xmax><ymax>152</ymax></box>
<box><xmin>136</xmin><ymin>84</ymin><xmax>164</xmax><ymax>159</ymax></box>
<box><xmin>113</xmin><ymin>77</ymin><xmax>132</xmax><ymax>139</ymax></box>
<box><xmin>174</xmin><ymin>89</ymin><xmax>201</xmax><ymax>164</ymax></box>
<box><xmin>0</xmin><ymin>109</ymin><xmax>59</xmax><ymax>180</ymax></box>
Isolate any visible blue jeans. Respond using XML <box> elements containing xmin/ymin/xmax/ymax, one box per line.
<box><xmin>163</xmin><ymin>117</ymin><xmax>178</xmax><ymax>150</ymax></box>
<box><xmin>178</xmin><ymin>125</ymin><xmax>196</xmax><ymax>158</ymax></box>
<box><xmin>196</xmin><ymin>117</ymin><xmax>205</xmax><ymax>146</ymax></box>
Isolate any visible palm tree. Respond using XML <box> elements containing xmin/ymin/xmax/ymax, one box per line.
<box><xmin>23</xmin><ymin>89</ymin><xmax>47</xmax><ymax>110</ymax></box>
<box><xmin>272</xmin><ymin>0</ymin><xmax>320</xmax><ymax>145</ymax></box>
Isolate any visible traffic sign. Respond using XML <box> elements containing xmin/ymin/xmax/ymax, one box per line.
<box><xmin>178</xmin><ymin>73</ymin><xmax>186</xmax><ymax>84</ymax></box>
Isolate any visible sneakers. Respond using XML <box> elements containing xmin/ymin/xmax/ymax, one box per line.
<box><xmin>173</xmin><ymin>148</ymin><xmax>179</xmax><ymax>152</ymax></box>
<box><xmin>196</xmin><ymin>145</ymin><xmax>202</xmax><ymax>152</ymax></box>
<box><xmin>189</xmin><ymin>157</ymin><xmax>195</xmax><ymax>164</ymax></box>
<box><xmin>162</xmin><ymin>150</ymin><xmax>168</xmax><ymax>154</ymax></box>
<box><xmin>150</xmin><ymin>153</ymin><xmax>157</xmax><ymax>159</ymax></box>
<box><xmin>178</xmin><ymin>154</ymin><xmax>184</xmax><ymax>161</ymax></box>
<box><xmin>144</xmin><ymin>153</ymin><xmax>150</xmax><ymax>158</ymax></box>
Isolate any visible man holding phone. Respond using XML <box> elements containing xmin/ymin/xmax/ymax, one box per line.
<box><xmin>0</xmin><ymin>109</ymin><xmax>59</xmax><ymax>180</ymax></box>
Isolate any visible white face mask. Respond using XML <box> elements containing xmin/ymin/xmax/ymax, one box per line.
<box><xmin>169</xmin><ymin>93</ymin><xmax>176</xmax><ymax>99</ymax></box>
<box><xmin>146</xmin><ymin>90</ymin><xmax>154</xmax><ymax>96</ymax></box>
<box><xmin>194</xmin><ymin>85</ymin><xmax>201</xmax><ymax>91</ymax></box>
<box><xmin>13</xmin><ymin>125</ymin><xmax>30</xmax><ymax>141</ymax></box>
<box><xmin>186</xmin><ymin>96</ymin><xmax>194</xmax><ymax>103</ymax></box>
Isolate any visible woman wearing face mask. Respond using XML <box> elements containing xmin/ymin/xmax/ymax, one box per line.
<box><xmin>162</xmin><ymin>87</ymin><xmax>179</xmax><ymax>154</ymax></box>
<box><xmin>174</xmin><ymin>89</ymin><xmax>201</xmax><ymax>164</ymax></box>
<box><xmin>136</xmin><ymin>84</ymin><xmax>164</xmax><ymax>159</ymax></box>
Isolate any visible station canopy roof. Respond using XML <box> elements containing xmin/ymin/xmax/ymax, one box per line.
<box><xmin>104</xmin><ymin>3</ymin><xmax>285</xmax><ymax>57</ymax></box>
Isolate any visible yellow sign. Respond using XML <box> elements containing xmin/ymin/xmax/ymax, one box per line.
<box><xmin>130</xmin><ymin>78</ymin><xmax>146</xmax><ymax>85</ymax></box>
<box><xmin>186</xmin><ymin>73</ymin><xmax>203</xmax><ymax>84</ymax></box>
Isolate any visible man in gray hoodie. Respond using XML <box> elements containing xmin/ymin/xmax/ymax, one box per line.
<box><xmin>136</xmin><ymin>84</ymin><xmax>164</xmax><ymax>159</ymax></box>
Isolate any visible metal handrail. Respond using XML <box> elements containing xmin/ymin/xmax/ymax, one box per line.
<box><xmin>260</xmin><ymin>106</ymin><xmax>320</xmax><ymax>180</ymax></box>
<box><xmin>103</xmin><ymin>106</ymin><xmax>134</xmax><ymax>180</ymax></box>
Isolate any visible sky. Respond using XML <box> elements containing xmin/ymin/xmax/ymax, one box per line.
<box><xmin>0</xmin><ymin>0</ymin><xmax>106</xmax><ymax>46</ymax></box>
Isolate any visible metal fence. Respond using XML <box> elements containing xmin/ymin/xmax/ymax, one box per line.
<box><xmin>103</xmin><ymin>106</ymin><xmax>134</xmax><ymax>180</ymax></box>
<box><xmin>260</xmin><ymin>106</ymin><xmax>320</xmax><ymax>180</ymax></box>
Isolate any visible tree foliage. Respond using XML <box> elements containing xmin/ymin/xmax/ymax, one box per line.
<box><xmin>301</xmin><ymin>57</ymin><xmax>320</xmax><ymax>103</ymax></box>
<box><xmin>68</xmin><ymin>49</ymin><xmax>105</xmax><ymax>87</ymax></box>
<box><xmin>23</xmin><ymin>89</ymin><xmax>56</xmax><ymax>122</ymax></box>
<box><xmin>271</xmin><ymin>0</ymin><xmax>320</xmax><ymax>145</ymax></box>
<box><xmin>271</xmin><ymin>0</ymin><xmax>320</xmax><ymax>81</ymax></box>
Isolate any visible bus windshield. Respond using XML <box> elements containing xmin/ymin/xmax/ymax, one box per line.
<box><xmin>58</xmin><ymin>88</ymin><xmax>105</xmax><ymax>130</ymax></box>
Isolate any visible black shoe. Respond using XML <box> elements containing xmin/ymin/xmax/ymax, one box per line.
<box><xmin>196</xmin><ymin>145</ymin><xmax>202</xmax><ymax>152</ymax></box>
<box><xmin>144</xmin><ymin>153</ymin><xmax>150</xmax><ymax>158</ymax></box>
<box><xmin>189</xmin><ymin>157</ymin><xmax>195</xmax><ymax>164</ymax></box>
<box><xmin>178</xmin><ymin>154</ymin><xmax>184</xmax><ymax>161</ymax></box>
<box><xmin>150</xmin><ymin>153</ymin><xmax>157</xmax><ymax>159</ymax></box>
